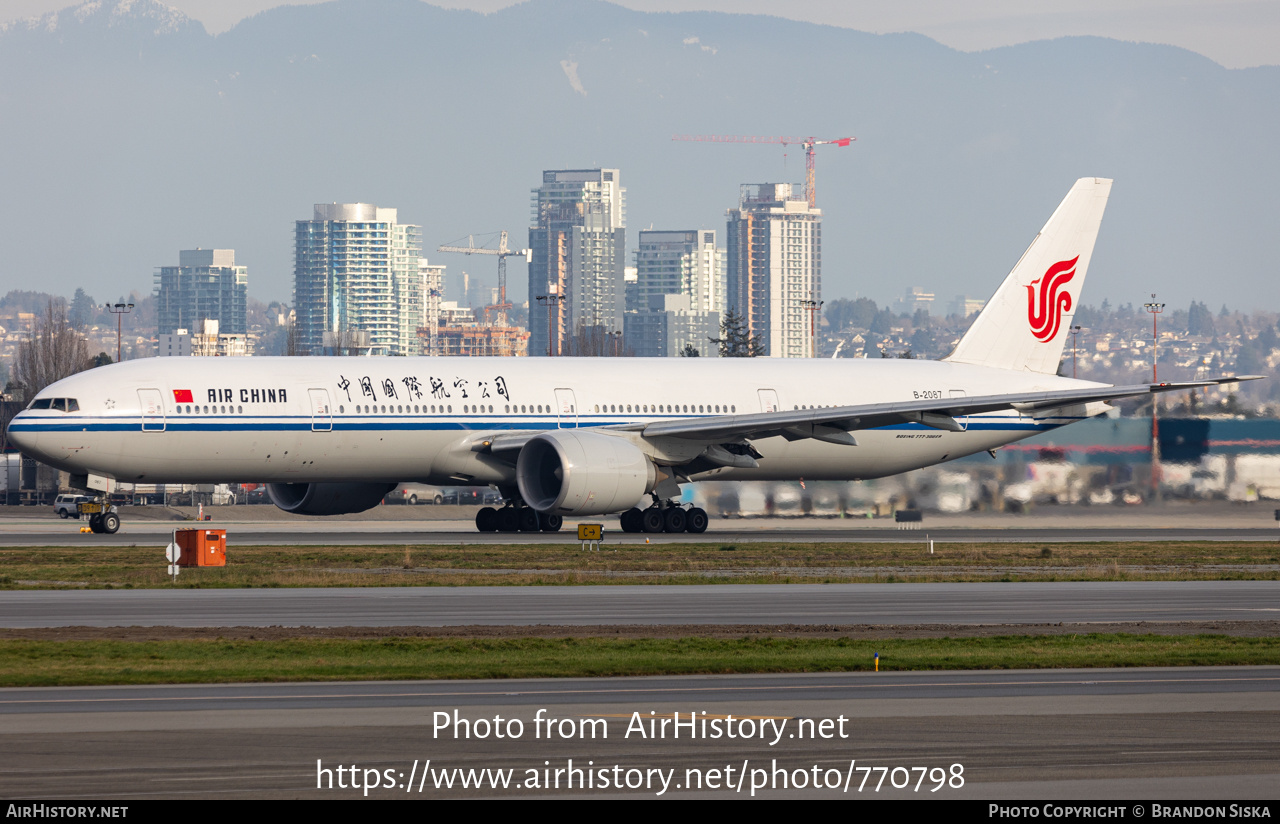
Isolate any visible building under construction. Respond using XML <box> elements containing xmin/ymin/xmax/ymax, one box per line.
<box><xmin>419</xmin><ymin>301</ymin><xmax>529</xmax><ymax>357</ymax></box>
<box><xmin>422</xmin><ymin>320</ymin><xmax>528</xmax><ymax>357</ymax></box>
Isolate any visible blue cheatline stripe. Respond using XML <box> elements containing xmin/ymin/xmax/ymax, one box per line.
<box><xmin>9</xmin><ymin>416</ymin><xmax>1075</xmax><ymax>435</ymax></box>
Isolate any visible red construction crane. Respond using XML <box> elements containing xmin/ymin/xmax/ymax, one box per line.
<box><xmin>671</xmin><ymin>134</ymin><xmax>854</xmax><ymax>207</ymax></box>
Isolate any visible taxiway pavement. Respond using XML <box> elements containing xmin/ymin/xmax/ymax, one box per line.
<box><xmin>2</xmin><ymin>581</ymin><xmax>1278</xmax><ymax>628</ymax></box>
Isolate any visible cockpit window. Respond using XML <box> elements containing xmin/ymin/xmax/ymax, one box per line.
<box><xmin>27</xmin><ymin>398</ymin><xmax>78</xmax><ymax>412</ymax></box>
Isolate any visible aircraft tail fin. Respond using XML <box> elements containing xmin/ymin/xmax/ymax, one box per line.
<box><xmin>944</xmin><ymin>177</ymin><xmax>1112</xmax><ymax>375</ymax></box>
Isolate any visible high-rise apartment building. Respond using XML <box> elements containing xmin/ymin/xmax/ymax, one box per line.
<box><xmin>625</xmin><ymin>230</ymin><xmax>724</xmax><ymax>357</ymax></box>
<box><xmin>624</xmin><ymin>293</ymin><xmax>721</xmax><ymax>358</ymax></box>
<box><xmin>528</xmin><ymin>169</ymin><xmax>626</xmax><ymax>357</ymax></box>
<box><xmin>634</xmin><ymin>230</ymin><xmax>725</xmax><ymax>315</ymax></box>
<box><xmin>726</xmin><ymin>183</ymin><xmax>822</xmax><ymax>357</ymax></box>
<box><xmin>294</xmin><ymin>203</ymin><xmax>422</xmax><ymax>356</ymax></box>
<box><xmin>155</xmin><ymin>249</ymin><xmax>248</xmax><ymax>336</ymax></box>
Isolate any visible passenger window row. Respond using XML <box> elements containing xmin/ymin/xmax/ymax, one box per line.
<box><xmin>592</xmin><ymin>404</ymin><xmax>736</xmax><ymax>414</ymax></box>
<box><xmin>339</xmin><ymin>404</ymin><xmax>456</xmax><ymax>414</ymax></box>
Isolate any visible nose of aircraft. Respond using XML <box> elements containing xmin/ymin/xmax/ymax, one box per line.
<box><xmin>4</xmin><ymin>410</ymin><xmax>39</xmax><ymax>456</ymax></box>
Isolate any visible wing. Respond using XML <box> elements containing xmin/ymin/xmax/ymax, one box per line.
<box><xmin>479</xmin><ymin>375</ymin><xmax>1260</xmax><ymax>467</ymax></box>
<box><xmin>636</xmin><ymin>377</ymin><xmax>1261</xmax><ymax>447</ymax></box>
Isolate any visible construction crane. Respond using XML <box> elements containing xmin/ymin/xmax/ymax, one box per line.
<box><xmin>436</xmin><ymin>231</ymin><xmax>531</xmax><ymax>327</ymax></box>
<box><xmin>671</xmin><ymin>134</ymin><xmax>854</xmax><ymax>207</ymax></box>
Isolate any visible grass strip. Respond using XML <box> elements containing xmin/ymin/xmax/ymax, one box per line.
<box><xmin>2</xmin><ymin>634</ymin><xmax>1278</xmax><ymax>687</ymax></box>
<box><xmin>2</xmin><ymin>541</ymin><xmax>1279</xmax><ymax>589</ymax></box>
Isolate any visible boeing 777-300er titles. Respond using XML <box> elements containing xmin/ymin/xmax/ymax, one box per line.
<box><xmin>6</xmin><ymin>178</ymin><xmax>1260</xmax><ymax>534</ymax></box>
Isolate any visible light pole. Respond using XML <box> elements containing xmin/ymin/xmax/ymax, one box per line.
<box><xmin>106</xmin><ymin>302</ymin><xmax>134</xmax><ymax>362</ymax></box>
<box><xmin>1070</xmin><ymin>325</ymin><xmax>1083</xmax><ymax>378</ymax></box>
<box><xmin>801</xmin><ymin>298</ymin><xmax>824</xmax><ymax>357</ymax></box>
<box><xmin>1143</xmin><ymin>295</ymin><xmax>1165</xmax><ymax>502</ymax></box>
<box><xmin>535</xmin><ymin>294</ymin><xmax>565</xmax><ymax>357</ymax></box>
<box><xmin>1143</xmin><ymin>295</ymin><xmax>1164</xmax><ymax>383</ymax></box>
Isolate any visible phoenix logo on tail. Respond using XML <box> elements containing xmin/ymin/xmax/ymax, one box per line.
<box><xmin>1026</xmin><ymin>256</ymin><xmax>1078</xmax><ymax>342</ymax></box>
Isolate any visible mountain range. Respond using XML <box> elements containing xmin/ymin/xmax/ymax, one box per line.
<box><xmin>1</xmin><ymin>0</ymin><xmax>1277</xmax><ymax>311</ymax></box>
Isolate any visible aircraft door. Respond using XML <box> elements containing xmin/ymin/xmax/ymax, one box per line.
<box><xmin>554</xmin><ymin>388</ymin><xmax>578</xmax><ymax>429</ymax></box>
<box><xmin>949</xmin><ymin>389</ymin><xmax>969</xmax><ymax>431</ymax></box>
<box><xmin>309</xmin><ymin>388</ymin><xmax>333</xmax><ymax>432</ymax></box>
<box><xmin>138</xmin><ymin>389</ymin><xmax>165</xmax><ymax>432</ymax></box>
<box><xmin>757</xmin><ymin>389</ymin><xmax>780</xmax><ymax>413</ymax></box>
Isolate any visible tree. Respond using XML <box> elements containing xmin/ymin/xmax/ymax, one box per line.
<box><xmin>679</xmin><ymin>343</ymin><xmax>700</xmax><ymax>357</ymax></box>
<box><xmin>869</xmin><ymin>308</ymin><xmax>896</xmax><ymax>335</ymax></box>
<box><xmin>825</xmin><ymin>297</ymin><xmax>878</xmax><ymax>332</ymax></box>
<box><xmin>70</xmin><ymin>288</ymin><xmax>95</xmax><ymax>329</ymax></box>
<box><xmin>12</xmin><ymin>301</ymin><xmax>90</xmax><ymax>402</ymax></box>
<box><xmin>0</xmin><ymin>290</ymin><xmax>60</xmax><ymax>314</ymax></box>
<box><xmin>709</xmin><ymin>308</ymin><xmax>763</xmax><ymax>357</ymax></box>
<box><xmin>1188</xmin><ymin>301</ymin><xmax>1215</xmax><ymax>336</ymax></box>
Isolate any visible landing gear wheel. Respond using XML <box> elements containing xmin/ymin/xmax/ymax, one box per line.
<box><xmin>475</xmin><ymin>507</ymin><xmax>498</xmax><ymax>532</ymax></box>
<box><xmin>101</xmin><ymin>512</ymin><xmax>120</xmax><ymax>534</ymax></box>
<box><xmin>641</xmin><ymin>507</ymin><xmax>665</xmax><ymax>533</ymax></box>
<box><xmin>539</xmin><ymin>513</ymin><xmax>563</xmax><ymax>532</ymax></box>
<box><xmin>662</xmin><ymin>507</ymin><xmax>687</xmax><ymax>533</ymax></box>
<box><xmin>496</xmin><ymin>506</ymin><xmax>520</xmax><ymax>533</ymax></box>
<box><xmin>88</xmin><ymin>514</ymin><xmax>103</xmax><ymax>534</ymax></box>
<box><xmin>620</xmin><ymin>508</ymin><xmax>643</xmax><ymax>533</ymax></box>
<box><xmin>518</xmin><ymin>507</ymin><xmax>540</xmax><ymax>532</ymax></box>
<box><xmin>685</xmin><ymin>507</ymin><xmax>709</xmax><ymax>534</ymax></box>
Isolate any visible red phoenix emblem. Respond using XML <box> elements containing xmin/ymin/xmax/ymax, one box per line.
<box><xmin>1026</xmin><ymin>256</ymin><xmax>1078</xmax><ymax>342</ymax></box>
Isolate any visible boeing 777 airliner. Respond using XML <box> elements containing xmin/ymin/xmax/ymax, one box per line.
<box><xmin>5</xmin><ymin>178</ymin><xmax>1256</xmax><ymax>534</ymax></box>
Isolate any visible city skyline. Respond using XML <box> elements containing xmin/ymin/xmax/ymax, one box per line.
<box><xmin>1</xmin><ymin>0</ymin><xmax>1278</xmax><ymax>315</ymax></box>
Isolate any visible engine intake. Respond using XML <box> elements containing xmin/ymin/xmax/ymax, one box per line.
<box><xmin>267</xmin><ymin>482</ymin><xmax>397</xmax><ymax>516</ymax></box>
<box><xmin>516</xmin><ymin>430</ymin><xmax>656</xmax><ymax>516</ymax></box>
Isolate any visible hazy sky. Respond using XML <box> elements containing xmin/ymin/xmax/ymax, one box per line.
<box><xmin>5</xmin><ymin>0</ymin><xmax>1279</xmax><ymax>68</ymax></box>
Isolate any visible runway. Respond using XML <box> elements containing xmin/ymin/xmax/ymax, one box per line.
<box><xmin>3</xmin><ymin>581</ymin><xmax>1279</xmax><ymax>628</ymax></box>
<box><xmin>2</xmin><ymin>667</ymin><xmax>1276</xmax><ymax>798</ymax></box>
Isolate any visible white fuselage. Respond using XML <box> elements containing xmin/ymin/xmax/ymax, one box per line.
<box><xmin>8</xmin><ymin>356</ymin><xmax>1104</xmax><ymax>487</ymax></box>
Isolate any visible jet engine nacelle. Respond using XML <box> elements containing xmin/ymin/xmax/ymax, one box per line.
<box><xmin>266</xmin><ymin>482</ymin><xmax>397</xmax><ymax>516</ymax></box>
<box><xmin>516</xmin><ymin>430</ymin><xmax>657</xmax><ymax>516</ymax></box>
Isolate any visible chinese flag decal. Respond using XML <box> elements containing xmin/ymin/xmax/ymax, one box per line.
<box><xmin>173</xmin><ymin>389</ymin><xmax>194</xmax><ymax>403</ymax></box>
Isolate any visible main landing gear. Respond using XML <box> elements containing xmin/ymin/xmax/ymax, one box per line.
<box><xmin>619</xmin><ymin>502</ymin><xmax>708</xmax><ymax>534</ymax></box>
<box><xmin>475</xmin><ymin>503</ymin><xmax>563</xmax><ymax>533</ymax></box>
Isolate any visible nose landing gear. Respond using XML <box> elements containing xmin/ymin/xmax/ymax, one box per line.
<box><xmin>79</xmin><ymin>501</ymin><xmax>120</xmax><ymax>534</ymax></box>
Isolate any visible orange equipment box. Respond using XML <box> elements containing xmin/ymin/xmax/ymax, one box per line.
<box><xmin>175</xmin><ymin>528</ymin><xmax>227</xmax><ymax>567</ymax></box>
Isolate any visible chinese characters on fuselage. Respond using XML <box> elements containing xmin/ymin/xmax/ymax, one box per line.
<box><xmin>338</xmin><ymin>374</ymin><xmax>512</xmax><ymax>404</ymax></box>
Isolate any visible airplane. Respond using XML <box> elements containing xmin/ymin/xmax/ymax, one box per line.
<box><xmin>6</xmin><ymin>177</ymin><xmax>1258</xmax><ymax>535</ymax></box>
